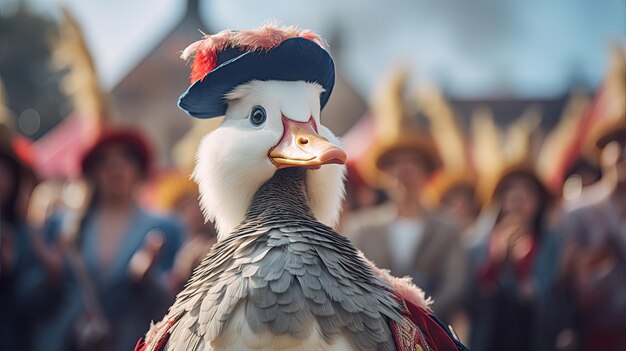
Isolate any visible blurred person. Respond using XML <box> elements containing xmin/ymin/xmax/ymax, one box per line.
<box><xmin>558</xmin><ymin>121</ymin><xmax>626</xmax><ymax>351</ymax></box>
<box><xmin>0</xmin><ymin>128</ymin><xmax>54</xmax><ymax>351</ymax></box>
<box><xmin>154</xmin><ymin>172</ymin><xmax>217</xmax><ymax>292</ymax></box>
<box><xmin>423</xmin><ymin>174</ymin><xmax>482</xmax><ymax>342</ymax></box>
<box><xmin>353</xmin><ymin>134</ymin><xmax>467</xmax><ymax>324</ymax></box>
<box><xmin>467</xmin><ymin>166</ymin><xmax>555</xmax><ymax>351</ymax></box>
<box><xmin>34</xmin><ymin>128</ymin><xmax>183</xmax><ymax>351</ymax></box>
<box><xmin>529</xmin><ymin>156</ymin><xmax>602</xmax><ymax>351</ymax></box>
<box><xmin>428</xmin><ymin>174</ymin><xmax>482</xmax><ymax>236</ymax></box>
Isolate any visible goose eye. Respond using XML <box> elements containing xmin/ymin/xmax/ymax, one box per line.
<box><xmin>249</xmin><ymin>106</ymin><xmax>267</xmax><ymax>126</ymax></box>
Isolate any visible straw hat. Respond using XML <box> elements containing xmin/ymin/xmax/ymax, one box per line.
<box><xmin>358</xmin><ymin>66</ymin><xmax>441</xmax><ymax>186</ymax></box>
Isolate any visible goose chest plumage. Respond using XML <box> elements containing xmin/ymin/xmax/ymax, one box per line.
<box><xmin>136</xmin><ymin>24</ymin><xmax>466</xmax><ymax>351</ymax></box>
<box><xmin>162</xmin><ymin>168</ymin><xmax>402</xmax><ymax>350</ymax></box>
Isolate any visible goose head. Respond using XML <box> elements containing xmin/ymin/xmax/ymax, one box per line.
<box><xmin>192</xmin><ymin>80</ymin><xmax>347</xmax><ymax>240</ymax></box>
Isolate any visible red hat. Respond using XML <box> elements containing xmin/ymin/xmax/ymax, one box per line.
<box><xmin>80</xmin><ymin>127</ymin><xmax>153</xmax><ymax>178</ymax></box>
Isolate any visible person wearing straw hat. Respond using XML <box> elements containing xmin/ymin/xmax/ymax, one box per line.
<box><xmin>558</xmin><ymin>119</ymin><xmax>626</xmax><ymax>351</ymax></box>
<box><xmin>353</xmin><ymin>69</ymin><xmax>466</xmax><ymax>325</ymax></box>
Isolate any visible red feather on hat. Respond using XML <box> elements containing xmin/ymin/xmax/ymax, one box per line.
<box><xmin>181</xmin><ymin>24</ymin><xmax>325</xmax><ymax>83</ymax></box>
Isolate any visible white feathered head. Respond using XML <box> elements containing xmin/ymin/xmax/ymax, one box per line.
<box><xmin>179</xmin><ymin>25</ymin><xmax>346</xmax><ymax>239</ymax></box>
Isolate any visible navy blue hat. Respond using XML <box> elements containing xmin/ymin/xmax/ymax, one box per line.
<box><xmin>178</xmin><ymin>34</ymin><xmax>335</xmax><ymax>119</ymax></box>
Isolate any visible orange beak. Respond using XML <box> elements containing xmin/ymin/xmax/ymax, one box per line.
<box><xmin>269</xmin><ymin>116</ymin><xmax>347</xmax><ymax>170</ymax></box>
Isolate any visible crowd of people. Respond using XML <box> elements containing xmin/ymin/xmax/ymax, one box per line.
<box><xmin>0</xmin><ymin>125</ymin><xmax>216</xmax><ymax>351</ymax></box>
<box><xmin>1</xmin><ymin>90</ymin><xmax>626</xmax><ymax>351</ymax></box>
<box><xmin>340</xmin><ymin>114</ymin><xmax>626</xmax><ymax>351</ymax></box>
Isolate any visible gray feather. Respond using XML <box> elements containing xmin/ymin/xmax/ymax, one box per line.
<box><xmin>155</xmin><ymin>168</ymin><xmax>403</xmax><ymax>351</ymax></box>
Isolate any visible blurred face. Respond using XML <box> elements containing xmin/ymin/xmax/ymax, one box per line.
<box><xmin>380</xmin><ymin>149</ymin><xmax>430</xmax><ymax>203</ymax></box>
<box><xmin>92</xmin><ymin>143</ymin><xmax>142</xmax><ymax>201</ymax></box>
<box><xmin>499</xmin><ymin>175</ymin><xmax>541</xmax><ymax>222</ymax></box>
<box><xmin>601</xmin><ymin>138</ymin><xmax>626</xmax><ymax>183</ymax></box>
<box><xmin>442</xmin><ymin>186</ymin><xmax>479</xmax><ymax>225</ymax></box>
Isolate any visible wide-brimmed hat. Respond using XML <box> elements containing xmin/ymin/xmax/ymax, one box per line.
<box><xmin>178</xmin><ymin>24</ymin><xmax>335</xmax><ymax>119</ymax></box>
<box><xmin>80</xmin><ymin>127</ymin><xmax>153</xmax><ymax>178</ymax></box>
<box><xmin>357</xmin><ymin>66</ymin><xmax>441</xmax><ymax>186</ymax></box>
<box><xmin>359</xmin><ymin>131</ymin><xmax>442</xmax><ymax>187</ymax></box>
<box><xmin>373</xmin><ymin>133</ymin><xmax>441</xmax><ymax>172</ymax></box>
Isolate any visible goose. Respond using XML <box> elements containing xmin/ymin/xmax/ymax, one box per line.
<box><xmin>137</xmin><ymin>24</ymin><xmax>463</xmax><ymax>351</ymax></box>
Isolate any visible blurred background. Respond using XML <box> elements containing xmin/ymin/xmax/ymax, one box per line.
<box><xmin>0</xmin><ymin>0</ymin><xmax>625</xmax><ymax>350</ymax></box>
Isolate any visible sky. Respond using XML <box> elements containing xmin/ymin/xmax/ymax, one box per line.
<box><xmin>2</xmin><ymin>0</ymin><xmax>625</xmax><ymax>99</ymax></box>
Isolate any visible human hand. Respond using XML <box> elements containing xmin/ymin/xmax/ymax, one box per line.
<box><xmin>128</xmin><ymin>230</ymin><xmax>165</xmax><ymax>282</ymax></box>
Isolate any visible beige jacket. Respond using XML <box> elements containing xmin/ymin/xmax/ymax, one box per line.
<box><xmin>352</xmin><ymin>212</ymin><xmax>467</xmax><ymax>321</ymax></box>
